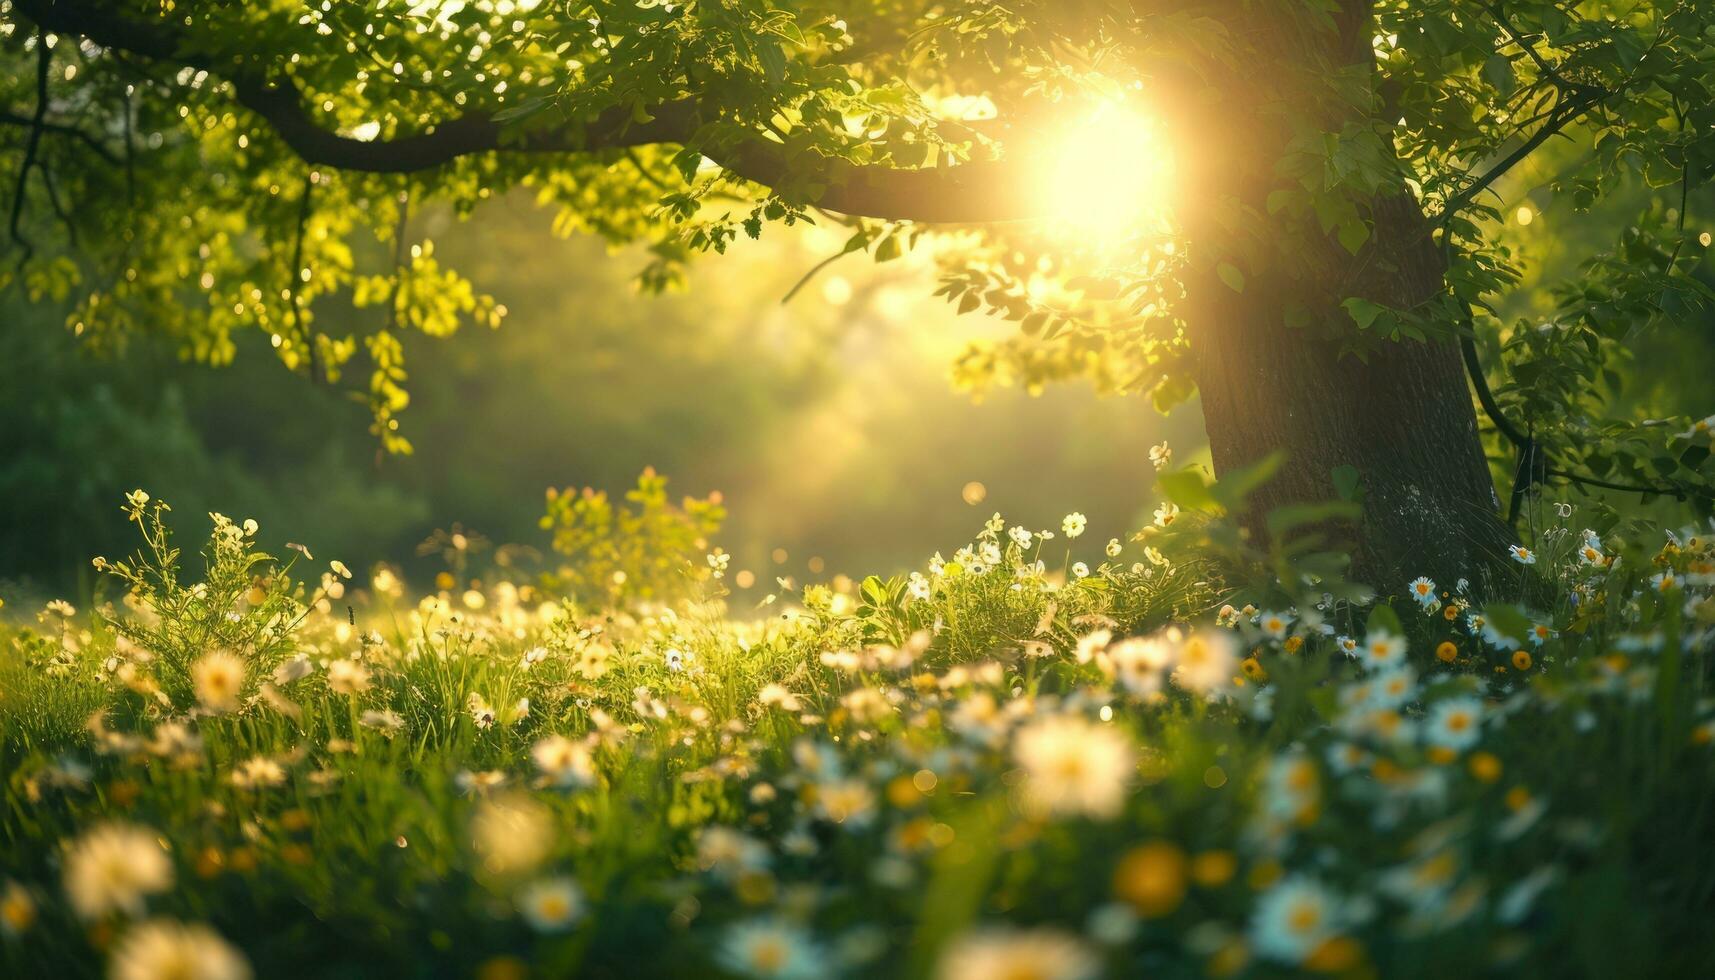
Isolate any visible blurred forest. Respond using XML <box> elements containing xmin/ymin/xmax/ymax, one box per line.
<box><xmin>0</xmin><ymin>193</ymin><xmax>1197</xmax><ymax>598</ymax></box>
<box><xmin>2</xmin><ymin>141</ymin><xmax>1710</xmax><ymax>601</ymax></box>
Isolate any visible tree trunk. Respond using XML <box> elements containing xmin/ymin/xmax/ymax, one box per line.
<box><xmin>1174</xmin><ymin>0</ymin><xmax>1517</xmax><ymax>593</ymax></box>
<box><xmin>1186</xmin><ymin>194</ymin><xmax>1515</xmax><ymax>592</ymax></box>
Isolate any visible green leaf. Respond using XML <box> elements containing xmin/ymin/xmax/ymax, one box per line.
<box><xmin>1216</xmin><ymin>262</ymin><xmax>1246</xmax><ymax>294</ymax></box>
<box><xmin>1158</xmin><ymin>469</ymin><xmax>1219</xmax><ymax>513</ymax></box>
<box><xmin>1365</xmin><ymin>603</ymin><xmax>1404</xmax><ymax>637</ymax></box>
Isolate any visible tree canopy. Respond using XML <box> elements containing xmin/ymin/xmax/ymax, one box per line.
<box><xmin>3</xmin><ymin>0</ymin><xmax>1713</xmax><ymax>513</ymax></box>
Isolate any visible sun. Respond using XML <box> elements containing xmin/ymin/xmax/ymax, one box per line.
<box><xmin>1038</xmin><ymin>102</ymin><xmax>1176</xmax><ymax>241</ymax></box>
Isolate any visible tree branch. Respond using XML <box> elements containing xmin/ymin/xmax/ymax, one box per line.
<box><xmin>8</xmin><ymin>39</ymin><xmax>51</xmax><ymax>267</ymax></box>
<box><xmin>16</xmin><ymin>0</ymin><xmax>1037</xmax><ymax>224</ymax></box>
<box><xmin>0</xmin><ymin>109</ymin><xmax>122</xmax><ymax>165</ymax></box>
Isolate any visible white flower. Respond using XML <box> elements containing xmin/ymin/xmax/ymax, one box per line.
<box><xmin>1013</xmin><ymin>714</ymin><xmax>1134</xmax><ymax>819</ymax></box>
<box><xmin>1171</xmin><ymin>629</ymin><xmax>1239</xmax><ymax>696</ymax></box>
<box><xmin>329</xmin><ymin>560</ymin><xmax>353</xmax><ymax>580</ymax></box>
<box><xmin>1509</xmin><ymin>544</ymin><xmax>1537</xmax><ymax>565</ymax></box>
<box><xmin>936</xmin><ymin>928</ymin><xmax>1098</xmax><ymax>980</ymax></box>
<box><xmin>1257</xmin><ymin>610</ymin><xmax>1289</xmax><ymax>640</ymax></box>
<box><xmin>1148</xmin><ymin>441</ymin><xmax>1172</xmax><ymax>470</ymax></box>
<box><xmin>1008</xmin><ymin>526</ymin><xmax>1033</xmax><ymax>548</ymax></box>
<box><xmin>272</xmin><ymin>653</ymin><xmax>313</xmax><ymax>686</ymax></box>
<box><xmin>517</xmin><ymin>877</ymin><xmax>584</xmax><ymax>933</ymax></box>
<box><xmin>63</xmin><ymin>822</ymin><xmax>174</xmax><ymax>920</ymax></box>
<box><xmin>1153</xmin><ymin>502</ymin><xmax>1179</xmax><ymax>528</ymax></box>
<box><xmin>696</xmin><ymin>827</ymin><xmax>770</xmax><ymax>880</ymax></box>
<box><xmin>1368</xmin><ymin>667</ymin><xmax>1417</xmax><ymax>709</ymax></box>
<box><xmin>1071</xmin><ymin>561</ymin><xmax>1090</xmax><ymax>579</ymax></box>
<box><xmin>757</xmin><ymin>683</ymin><xmax>803</xmax><ymax>712</ymax></box>
<box><xmin>191</xmin><ymin>651</ymin><xmax>245</xmax><ymax>714</ymax></box>
<box><xmin>1105</xmin><ymin>537</ymin><xmax>1122</xmax><ymax>557</ymax></box>
<box><xmin>1335</xmin><ymin>635</ymin><xmax>1359</xmax><ymax>658</ymax></box>
<box><xmin>109</xmin><ymin>919</ymin><xmax>251</xmax><ymax>980</ymax></box>
<box><xmin>907</xmin><ymin>571</ymin><xmax>931</xmax><ymax>600</ymax></box>
<box><xmin>1251</xmin><ymin>875</ymin><xmax>1342</xmax><ymax>963</ymax></box>
<box><xmin>228</xmin><ymin>756</ymin><xmax>286</xmax><ymax>790</ymax></box>
<box><xmin>532</xmin><ymin>734</ymin><xmax>595</xmax><ymax>788</ymax></box>
<box><xmin>1407</xmin><ymin>576</ymin><xmax>1437</xmax><ymax>607</ymax></box>
<box><xmin>1425</xmin><ymin>697</ymin><xmax>1483</xmax><ymax>752</ymax></box>
<box><xmin>718</xmin><ymin>920</ymin><xmax>825</xmax><ymax>980</ymax></box>
<box><xmin>359</xmin><ymin>709</ymin><xmax>405</xmax><ymax>734</ymax></box>
<box><xmin>1061</xmin><ymin>513</ymin><xmax>1087</xmax><ymax>538</ymax></box>
<box><xmin>326</xmin><ymin>659</ymin><xmax>371</xmax><ymax>695</ymax></box>
<box><xmin>1107</xmin><ymin>635</ymin><xmax>1172</xmax><ymax>697</ymax></box>
<box><xmin>1361</xmin><ymin>630</ymin><xmax>1407</xmax><ymax>669</ymax></box>
<box><xmin>468</xmin><ymin>692</ymin><xmax>496</xmax><ymax>729</ymax></box>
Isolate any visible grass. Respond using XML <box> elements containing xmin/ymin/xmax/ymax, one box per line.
<box><xmin>2</xmin><ymin>491</ymin><xmax>1713</xmax><ymax>978</ymax></box>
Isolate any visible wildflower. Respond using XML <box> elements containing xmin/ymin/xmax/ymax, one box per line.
<box><xmin>1251</xmin><ymin>875</ymin><xmax>1342</xmax><ymax>964</ymax></box>
<box><xmin>329</xmin><ymin>559</ymin><xmax>353</xmax><ymax>580</ymax></box>
<box><xmin>1105</xmin><ymin>537</ymin><xmax>1122</xmax><ymax>557</ymax></box>
<box><xmin>272</xmin><ymin>653</ymin><xmax>313</xmax><ymax>685</ymax></box>
<box><xmin>1436</xmin><ymin>641</ymin><xmax>1458</xmax><ymax>663</ymax></box>
<box><xmin>109</xmin><ymin>919</ymin><xmax>251</xmax><ymax>980</ymax></box>
<box><xmin>1</xmin><ymin>881</ymin><xmax>36</xmax><ymax>937</ymax></box>
<box><xmin>1013</xmin><ymin>714</ymin><xmax>1134</xmax><ymax>819</ymax></box>
<box><xmin>1113</xmin><ymin>842</ymin><xmax>1188</xmax><ymax>917</ymax></box>
<box><xmin>718</xmin><ymin>920</ymin><xmax>825</xmax><ymax>980</ymax></box>
<box><xmin>1369</xmin><ymin>667</ymin><xmax>1417</xmax><ymax>709</ymax></box>
<box><xmin>1153</xmin><ymin>502</ymin><xmax>1179</xmax><ymax>528</ymax></box>
<box><xmin>517</xmin><ymin>877</ymin><xmax>583</xmax><ymax>933</ymax></box>
<box><xmin>696</xmin><ymin>827</ymin><xmax>770</xmax><ymax>880</ymax></box>
<box><xmin>454</xmin><ymin>770</ymin><xmax>508</xmax><ymax>795</ymax></box>
<box><xmin>228</xmin><ymin>756</ymin><xmax>286</xmax><ymax>790</ymax></box>
<box><xmin>757</xmin><ymin>683</ymin><xmax>803</xmax><ymax>712</ymax></box>
<box><xmin>1008</xmin><ymin>526</ymin><xmax>1033</xmax><ymax>548</ymax></box>
<box><xmin>936</xmin><ymin>928</ymin><xmax>1098</xmax><ymax>980</ymax></box>
<box><xmin>907</xmin><ymin>571</ymin><xmax>932</xmax><ymax>600</ymax></box>
<box><xmin>63</xmin><ymin>822</ymin><xmax>174</xmax><ymax>920</ymax></box>
<box><xmin>1511</xmin><ymin>650</ymin><xmax>1533</xmax><ymax>671</ymax></box>
<box><xmin>1652</xmin><ymin>571</ymin><xmax>1678</xmax><ymax>593</ymax></box>
<box><xmin>1071</xmin><ymin>561</ymin><xmax>1090</xmax><ymax>578</ymax></box>
<box><xmin>360</xmin><ymin>709</ymin><xmax>404</xmax><ymax>735</ymax></box>
<box><xmin>707</xmin><ymin>549</ymin><xmax>730</xmax><ymax>578</ymax></box>
<box><xmin>1257</xmin><ymin>610</ymin><xmax>1289</xmax><ymax>639</ymax></box>
<box><xmin>1361</xmin><ymin>630</ymin><xmax>1407</xmax><ymax>669</ymax></box>
<box><xmin>468</xmin><ymin>693</ymin><xmax>496</xmax><ymax>729</ymax></box>
<box><xmin>1509</xmin><ymin>544</ymin><xmax>1537</xmax><ymax>565</ymax></box>
<box><xmin>814</xmin><ymin>779</ymin><xmax>877</xmax><ymax>826</ymax></box>
<box><xmin>1108</xmin><ymin>635</ymin><xmax>1173</xmax><ymax>697</ymax></box>
<box><xmin>191</xmin><ymin>650</ymin><xmax>245</xmax><ymax>714</ymax></box>
<box><xmin>1479</xmin><ymin>620</ymin><xmax>1520</xmax><ymax>652</ymax></box>
<box><xmin>1172</xmin><ymin>629</ymin><xmax>1239</xmax><ymax>696</ymax></box>
<box><xmin>1426</xmin><ymin>697</ymin><xmax>1483</xmax><ymax>752</ymax></box>
<box><xmin>532</xmin><ymin>734</ymin><xmax>594</xmax><ymax>788</ymax></box>
<box><xmin>1062</xmin><ymin>513</ymin><xmax>1087</xmax><ymax>538</ymax></box>
<box><xmin>1261</xmin><ymin>753</ymin><xmax>1321</xmax><ymax>825</ymax></box>
<box><xmin>1148</xmin><ymin>441</ymin><xmax>1172</xmax><ymax>470</ymax></box>
<box><xmin>1408</xmin><ymin>576</ymin><xmax>1437</xmax><ymax>607</ymax></box>
<box><xmin>325</xmin><ymin>659</ymin><xmax>371</xmax><ymax>695</ymax></box>
<box><xmin>1529</xmin><ymin>623</ymin><xmax>1554</xmax><ymax>646</ymax></box>
<box><xmin>1335</xmin><ymin>635</ymin><xmax>1359</xmax><ymax>658</ymax></box>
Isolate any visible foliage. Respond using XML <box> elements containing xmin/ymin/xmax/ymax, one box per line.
<box><xmin>539</xmin><ymin>468</ymin><xmax>727</xmax><ymax>608</ymax></box>
<box><xmin>3</xmin><ymin>488</ymin><xmax>1714</xmax><ymax>976</ymax></box>
<box><xmin>4</xmin><ymin>0</ymin><xmax>1712</xmax><ymax>508</ymax></box>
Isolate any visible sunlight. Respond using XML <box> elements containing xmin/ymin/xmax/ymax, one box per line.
<box><xmin>1038</xmin><ymin>102</ymin><xmax>1176</xmax><ymax>240</ymax></box>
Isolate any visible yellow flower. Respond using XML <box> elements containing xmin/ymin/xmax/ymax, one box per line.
<box><xmin>191</xmin><ymin>651</ymin><xmax>245</xmax><ymax>714</ymax></box>
<box><xmin>1113</xmin><ymin>841</ymin><xmax>1188</xmax><ymax>916</ymax></box>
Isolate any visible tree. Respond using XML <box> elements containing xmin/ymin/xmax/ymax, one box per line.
<box><xmin>4</xmin><ymin>0</ymin><xmax>1713</xmax><ymax>589</ymax></box>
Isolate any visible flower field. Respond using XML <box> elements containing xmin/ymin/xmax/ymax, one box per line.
<box><xmin>3</xmin><ymin>489</ymin><xmax>1714</xmax><ymax>979</ymax></box>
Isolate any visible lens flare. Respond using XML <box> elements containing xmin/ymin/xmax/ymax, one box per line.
<box><xmin>1039</xmin><ymin>103</ymin><xmax>1175</xmax><ymax>241</ymax></box>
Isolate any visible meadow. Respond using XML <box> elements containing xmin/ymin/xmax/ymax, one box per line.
<box><xmin>3</xmin><ymin>477</ymin><xmax>1712</xmax><ymax>979</ymax></box>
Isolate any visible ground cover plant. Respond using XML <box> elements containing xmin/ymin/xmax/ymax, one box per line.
<box><xmin>3</xmin><ymin>476</ymin><xmax>1713</xmax><ymax>978</ymax></box>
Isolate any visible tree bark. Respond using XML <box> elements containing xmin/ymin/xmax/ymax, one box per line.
<box><xmin>1176</xmin><ymin>0</ymin><xmax>1516</xmax><ymax>593</ymax></box>
<box><xmin>1185</xmin><ymin>195</ymin><xmax>1515</xmax><ymax>592</ymax></box>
